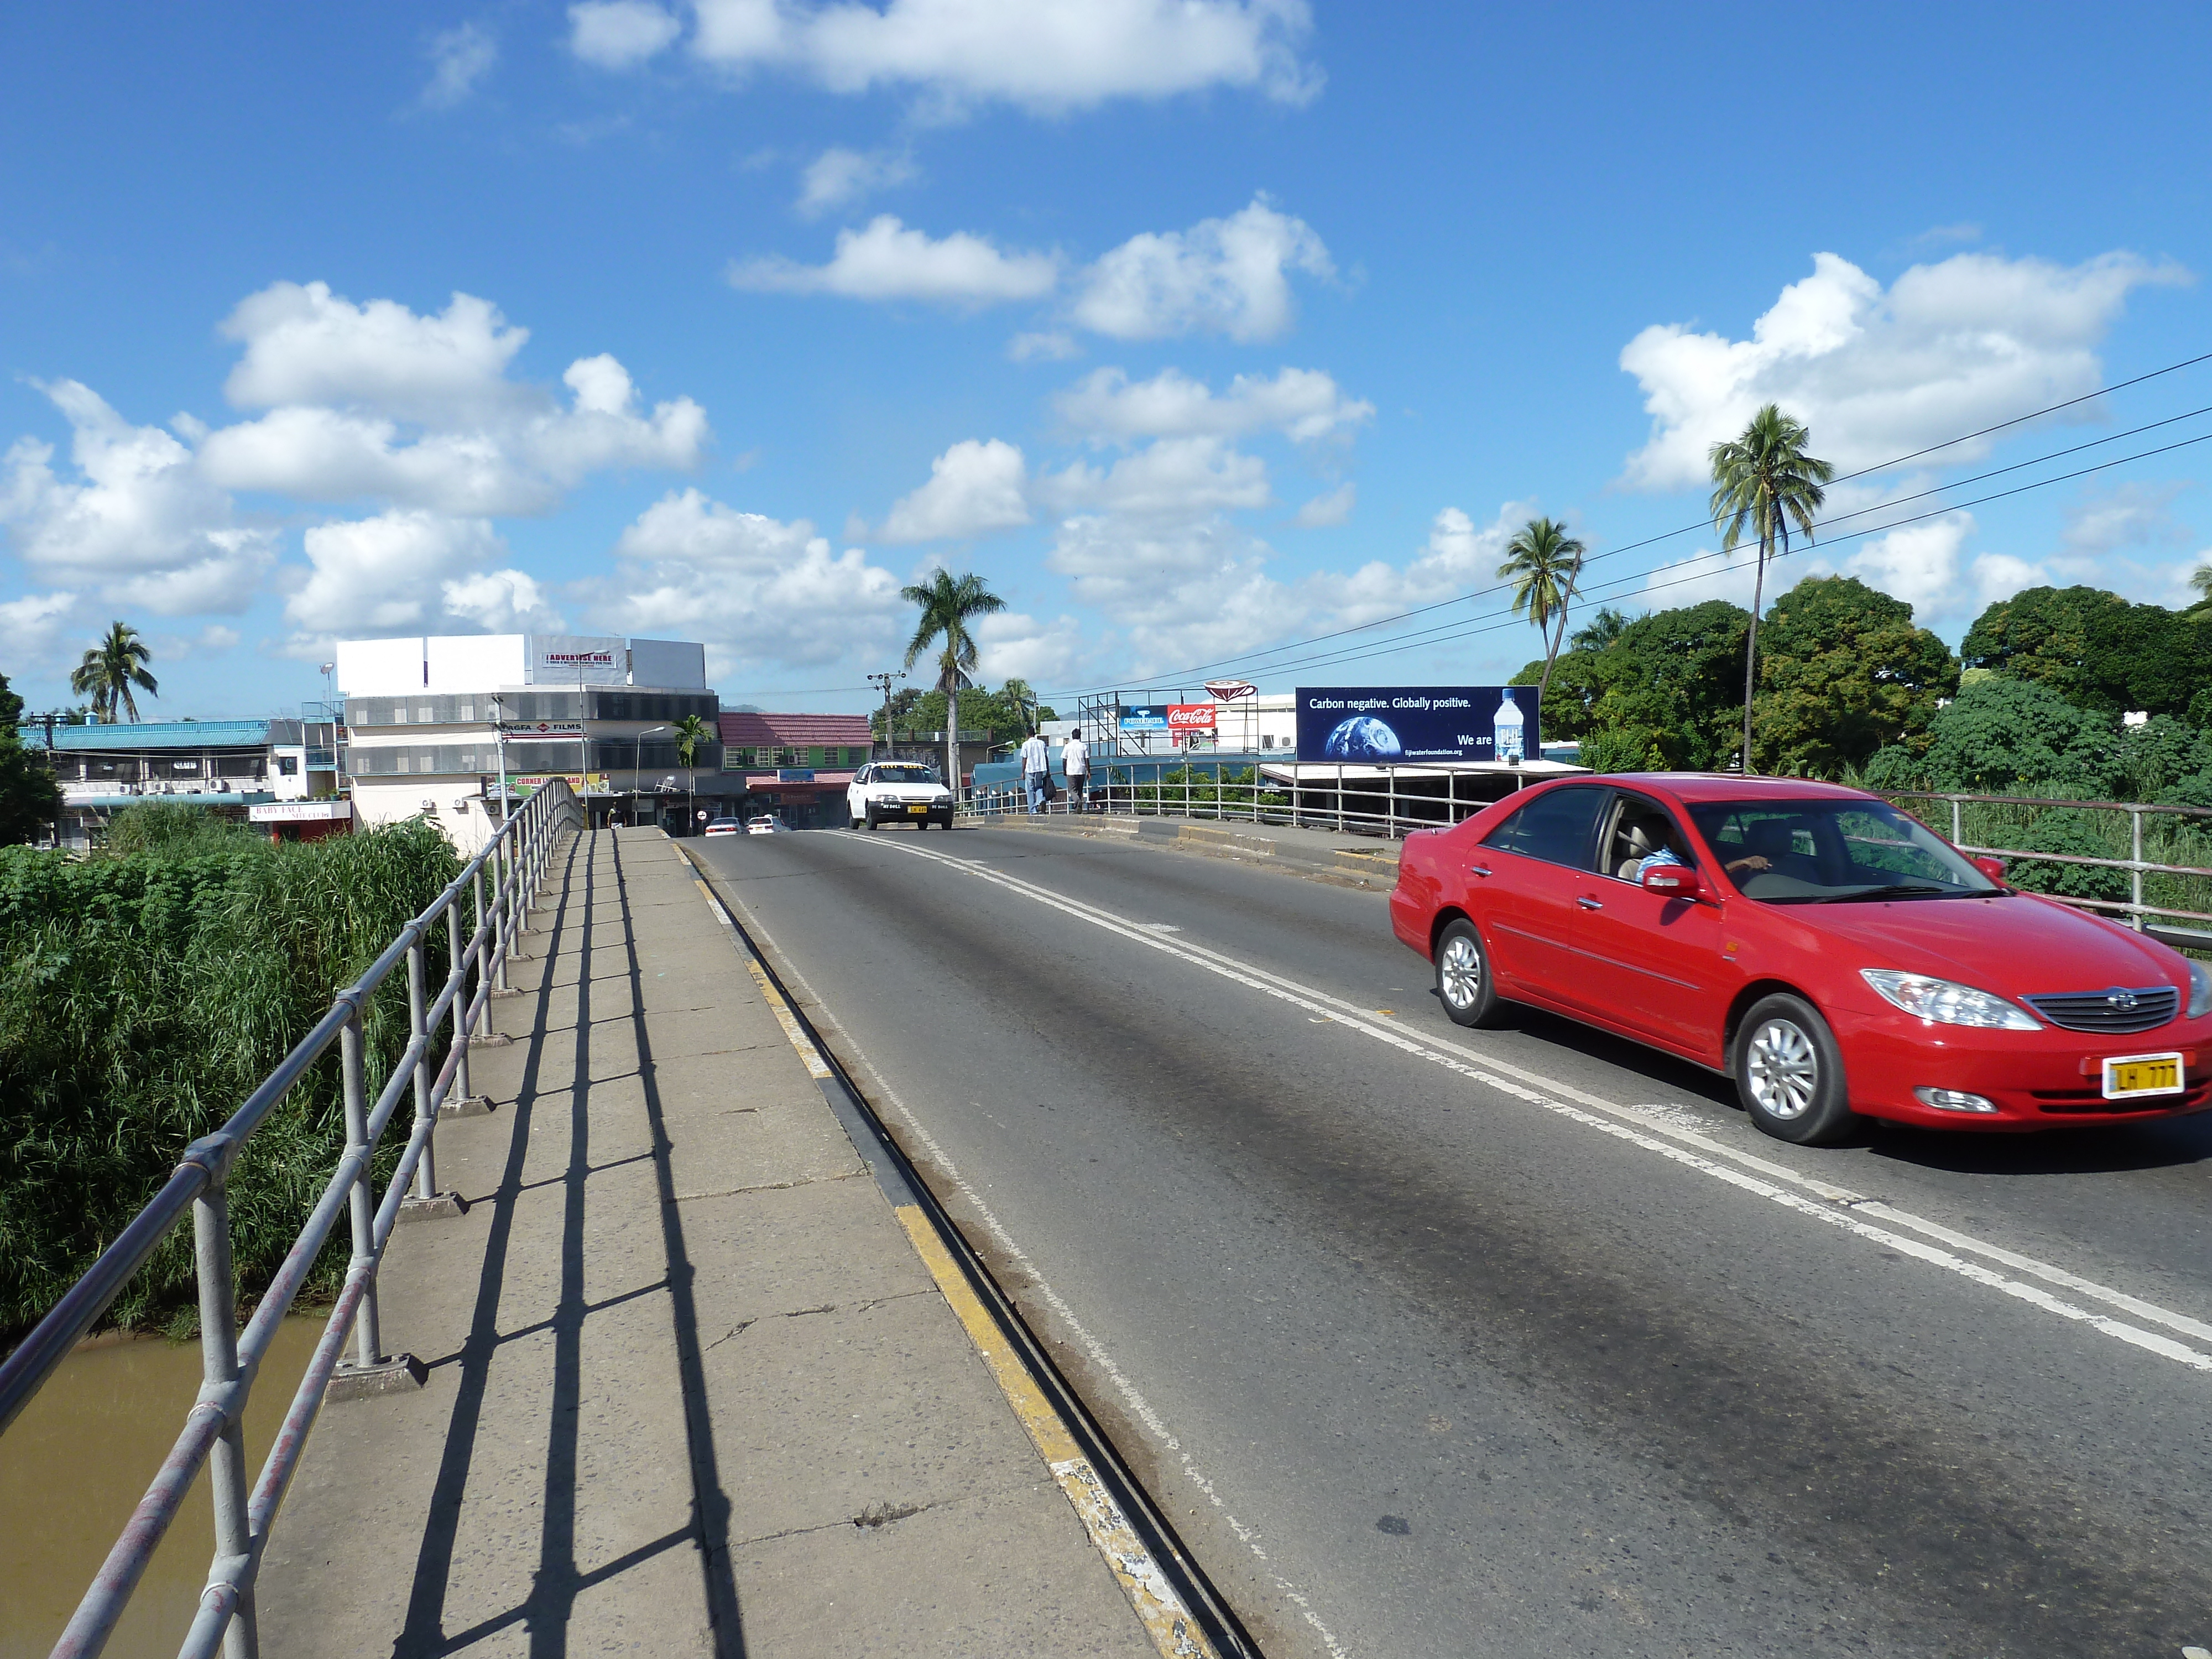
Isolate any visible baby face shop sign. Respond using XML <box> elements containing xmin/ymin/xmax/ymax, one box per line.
<box><xmin>1293</xmin><ymin>687</ymin><xmax>1542</xmax><ymax>764</ymax></box>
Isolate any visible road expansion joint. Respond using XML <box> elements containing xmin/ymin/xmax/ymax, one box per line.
<box><xmin>676</xmin><ymin>846</ymin><xmax>1262</xmax><ymax>1659</ymax></box>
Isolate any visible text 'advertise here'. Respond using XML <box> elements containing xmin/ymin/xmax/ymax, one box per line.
<box><xmin>1293</xmin><ymin>687</ymin><xmax>1542</xmax><ymax>764</ymax></box>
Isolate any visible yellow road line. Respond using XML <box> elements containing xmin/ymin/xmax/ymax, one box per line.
<box><xmin>681</xmin><ymin>852</ymin><xmax>1217</xmax><ymax>1659</ymax></box>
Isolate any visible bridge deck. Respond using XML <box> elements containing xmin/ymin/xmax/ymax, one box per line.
<box><xmin>258</xmin><ymin>826</ymin><xmax>1153</xmax><ymax>1656</ymax></box>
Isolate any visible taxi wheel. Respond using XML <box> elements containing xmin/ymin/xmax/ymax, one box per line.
<box><xmin>849</xmin><ymin>814</ymin><xmax>864</xmax><ymax>831</ymax></box>
<box><xmin>1733</xmin><ymin>993</ymin><xmax>1857</xmax><ymax>1145</ymax></box>
<box><xmin>1435</xmin><ymin>917</ymin><xmax>1509</xmax><ymax>1029</ymax></box>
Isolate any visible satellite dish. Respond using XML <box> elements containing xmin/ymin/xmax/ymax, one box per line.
<box><xmin>1205</xmin><ymin>679</ymin><xmax>1258</xmax><ymax>701</ymax></box>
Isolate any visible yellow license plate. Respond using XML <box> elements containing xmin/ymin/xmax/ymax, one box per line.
<box><xmin>907</xmin><ymin>804</ymin><xmax>930</xmax><ymax>813</ymax></box>
<box><xmin>2102</xmin><ymin>1052</ymin><xmax>2184</xmax><ymax>1099</ymax></box>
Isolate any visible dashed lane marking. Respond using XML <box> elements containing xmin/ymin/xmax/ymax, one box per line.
<box><xmin>870</xmin><ymin>837</ymin><xmax>2212</xmax><ymax>1377</ymax></box>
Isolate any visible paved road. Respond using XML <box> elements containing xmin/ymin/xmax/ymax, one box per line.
<box><xmin>693</xmin><ymin>823</ymin><xmax>2212</xmax><ymax>1659</ymax></box>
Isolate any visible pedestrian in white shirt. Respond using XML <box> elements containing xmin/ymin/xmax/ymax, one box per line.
<box><xmin>1061</xmin><ymin>728</ymin><xmax>1089</xmax><ymax>812</ymax></box>
<box><xmin>1018</xmin><ymin>729</ymin><xmax>1050</xmax><ymax>815</ymax></box>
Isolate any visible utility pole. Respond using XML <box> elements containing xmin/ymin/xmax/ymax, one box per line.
<box><xmin>868</xmin><ymin>672</ymin><xmax>896</xmax><ymax>759</ymax></box>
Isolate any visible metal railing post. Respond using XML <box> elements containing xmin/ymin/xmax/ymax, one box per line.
<box><xmin>406</xmin><ymin>935</ymin><xmax>436</xmax><ymax>1201</ymax></box>
<box><xmin>492</xmin><ymin>830</ymin><xmax>511</xmax><ymax>992</ymax></box>
<box><xmin>2132</xmin><ymin>807</ymin><xmax>2146</xmax><ymax>930</ymax></box>
<box><xmin>1951</xmin><ymin>797</ymin><xmax>1963</xmax><ymax>846</ymax></box>
<box><xmin>338</xmin><ymin>1013</ymin><xmax>382</xmax><ymax>1372</ymax></box>
<box><xmin>192</xmin><ymin>1164</ymin><xmax>259</xmax><ymax>1659</ymax></box>
<box><xmin>450</xmin><ymin>892</ymin><xmax>473</xmax><ymax>1104</ymax></box>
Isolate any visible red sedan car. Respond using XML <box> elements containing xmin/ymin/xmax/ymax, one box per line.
<box><xmin>1390</xmin><ymin>774</ymin><xmax>2212</xmax><ymax>1144</ymax></box>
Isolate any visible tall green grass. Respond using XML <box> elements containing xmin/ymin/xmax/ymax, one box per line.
<box><xmin>0</xmin><ymin>804</ymin><xmax>461</xmax><ymax>1343</ymax></box>
<box><xmin>1881</xmin><ymin>791</ymin><xmax>2212</xmax><ymax>925</ymax></box>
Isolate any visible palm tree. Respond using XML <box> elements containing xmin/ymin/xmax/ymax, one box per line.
<box><xmin>672</xmin><ymin>713</ymin><xmax>712</xmax><ymax>830</ymax></box>
<box><xmin>901</xmin><ymin>571</ymin><xmax>1006</xmax><ymax>807</ymax></box>
<box><xmin>2190</xmin><ymin>564</ymin><xmax>2212</xmax><ymax>604</ymax></box>
<box><xmin>1569</xmin><ymin>606</ymin><xmax>1631</xmax><ymax>653</ymax></box>
<box><xmin>1001</xmin><ymin>678</ymin><xmax>1041</xmax><ymax>740</ymax></box>
<box><xmin>70</xmin><ymin>621</ymin><xmax>158</xmax><ymax>722</ymax></box>
<box><xmin>1498</xmin><ymin>518</ymin><xmax>1587</xmax><ymax>706</ymax></box>
<box><xmin>1709</xmin><ymin>405</ymin><xmax>1833</xmax><ymax>773</ymax></box>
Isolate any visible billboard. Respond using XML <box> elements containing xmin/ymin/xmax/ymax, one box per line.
<box><xmin>1119</xmin><ymin>705</ymin><xmax>1171</xmax><ymax>733</ymax></box>
<box><xmin>1293</xmin><ymin>686</ymin><xmax>1541</xmax><ymax>764</ymax></box>
<box><xmin>1166</xmin><ymin>703</ymin><xmax>1216</xmax><ymax>734</ymax></box>
<box><xmin>528</xmin><ymin>635</ymin><xmax>627</xmax><ymax>686</ymax></box>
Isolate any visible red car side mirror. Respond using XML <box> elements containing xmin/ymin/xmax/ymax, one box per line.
<box><xmin>1641</xmin><ymin>864</ymin><xmax>1705</xmax><ymax>901</ymax></box>
<box><xmin>1973</xmin><ymin>855</ymin><xmax>2008</xmax><ymax>883</ymax></box>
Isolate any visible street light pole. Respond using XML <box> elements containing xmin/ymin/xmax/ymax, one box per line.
<box><xmin>634</xmin><ymin>723</ymin><xmax>672</xmax><ymax>827</ymax></box>
<box><xmin>488</xmin><ymin>694</ymin><xmax>511</xmax><ymax>834</ymax></box>
<box><xmin>868</xmin><ymin>671</ymin><xmax>895</xmax><ymax>760</ymax></box>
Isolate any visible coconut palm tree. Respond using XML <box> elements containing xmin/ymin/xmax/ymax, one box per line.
<box><xmin>2190</xmin><ymin>564</ymin><xmax>2212</xmax><ymax>604</ymax></box>
<box><xmin>1709</xmin><ymin>405</ymin><xmax>1833</xmax><ymax>773</ymax></box>
<box><xmin>672</xmin><ymin>713</ymin><xmax>712</xmax><ymax>829</ymax></box>
<box><xmin>900</xmin><ymin>571</ymin><xmax>1006</xmax><ymax>806</ymax></box>
<box><xmin>1498</xmin><ymin>518</ymin><xmax>1587</xmax><ymax>705</ymax></box>
<box><xmin>70</xmin><ymin>621</ymin><xmax>159</xmax><ymax>723</ymax></box>
<box><xmin>1001</xmin><ymin>677</ymin><xmax>1041</xmax><ymax>740</ymax></box>
<box><xmin>1569</xmin><ymin>606</ymin><xmax>1631</xmax><ymax>653</ymax></box>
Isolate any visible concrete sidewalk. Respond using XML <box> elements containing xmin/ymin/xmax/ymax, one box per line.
<box><xmin>968</xmin><ymin>808</ymin><xmax>1405</xmax><ymax>890</ymax></box>
<box><xmin>258</xmin><ymin>826</ymin><xmax>1158</xmax><ymax>1657</ymax></box>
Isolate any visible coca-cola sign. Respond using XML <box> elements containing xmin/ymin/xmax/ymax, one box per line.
<box><xmin>1166</xmin><ymin>704</ymin><xmax>1217</xmax><ymax>731</ymax></box>
<box><xmin>1204</xmin><ymin>679</ymin><xmax>1258</xmax><ymax>700</ymax></box>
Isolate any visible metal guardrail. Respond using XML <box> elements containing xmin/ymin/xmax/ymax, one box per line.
<box><xmin>0</xmin><ymin>779</ymin><xmax>583</xmax><ymax>1659</ymax></box>
<box><xmin>1871</xmin><ymin>789</ymin><xmax>2212</xmax><ymax>941</ymax></box>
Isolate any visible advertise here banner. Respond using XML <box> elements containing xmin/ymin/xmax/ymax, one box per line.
<box><xmin>1293</xmin><ymin>687</ymin><xmax>1542</xmax><ymax>764</ymax></box>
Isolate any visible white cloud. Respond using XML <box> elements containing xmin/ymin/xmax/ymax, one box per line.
<box><xmin>1843</xmin><ymin>512</ymin><xmax>1973</xmax><ymax>618</ymax></box>
<box><xmin>289</xmin><ymin>511</ymin><xmax>507</xmax><ymax>632</ymax></box>
<box><xmin>880</xmin><ymin>439</ymin><xmax>1030</xmax><ymax>543</ymax></box>
<box><xmin>0</xmin><ymin>591</ymin><xmax>79</xmax><ymax>667</ymax></box>
<box><xmin>973</xmin><ymin>610</ymin><xmax>1088</xmax><ymax>685</ymax></box>
<box><xmin>796</xmin><ymin>145</ymin><xmax>917</xmax><ymax>216</ymax></box>
<box><xmin>1047</xmin><ymin>512</ymin><xmax>1284</xmax><ymax>671</ymax></box>
<box><xmin>441</xmin><ymin>568</ymin><xmax>565</xmax><ymax>632</ymax></box>
<box><xmin>1009</xmin><ymin>330</ymin><xmax>1082</xmax><ymax>363</ymax></box>
<box><xmin>421</xmin><ymin>23</ymin><xmax>498</xmax><ymax>109</ymax></box>
<box><xmin>201</xmin><ymin>291</ymin><xmax>707</xmax><ymax>513</ymax></box>
<box><xmin>0</xmin><ymin>381</ymin><xmax>276</xmax><ymax>613</ymax></box>
<box><xmin>2060</xmin><ymin>479</ymin><xmax>2190</xmax><ymax>554</ymax></box>
<box><xmin>1293</xmin><ymin>481</ymin><xmax>1354</xmax><ymax>527</ymax></box>
<box><xmin>731</xmin><ymin>215</ymin><xmax>1060</xmax><ymax>305</ymax></box>
<box><xmin>1068</xmin><ymin>197</ymin><xmax>1332</xmax><ymax>342</ymax></box>
<box><xmin>603</xmin><ymin>487</ymin><xmax>903</xmax><ymax>666</ymax></box>
<box><xmin>568</xmin><ymin>1</ymin><xmax>682</xmax><ymax>69</ymax></box>
<box><xmin>1619</xmin><ymin>249</ymin><xmax>2191</xmax><ymax>491</ymax></box>
<box><xmin>1038</xmin><ymin>435</ymin><xmax>1270</xmax><ymax>518</ymax></box>
<box><xmin>1053</xmin><ymin>364</ymin><xmax>1370</xmax><ymax>444</ymax></box>
<box><xmin>688</xmin><ymin>0</ymin><xmax>1320</xmax><ymax>114</ymax></box>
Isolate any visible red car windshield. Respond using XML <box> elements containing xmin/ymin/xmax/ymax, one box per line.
<box><xmin>1684</xmin><ymin>799</ymin><xmax>2002</xmax><ymax>904</ymax></box>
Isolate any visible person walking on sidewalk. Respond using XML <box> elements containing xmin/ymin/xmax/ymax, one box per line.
<box><xmin>1062</xmin><ymin>727</ymin><xmax>1089</xmax><ymax>813</ymax></box>
<box><xmin>1019</xmin><ymin>728</ymin><xmax>1051</xmax><ymax>815</ymax></box>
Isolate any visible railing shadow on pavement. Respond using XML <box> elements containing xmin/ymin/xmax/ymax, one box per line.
<box><xmin>0</xmin><ymin>780</ymin><xmax>586</xmax><ymax>1659</ymax></box>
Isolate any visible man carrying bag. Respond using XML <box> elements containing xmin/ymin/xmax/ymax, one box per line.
<box><xmin>1019</xmin><ymin>728</ymin><xmax>1051</xmax><ymax>815</ymax></box>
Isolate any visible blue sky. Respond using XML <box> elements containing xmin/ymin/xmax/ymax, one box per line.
<box><xmin>4</xmin><ymin>1</ymin><xmax>2210</xmax><ymax>719</ymax></box>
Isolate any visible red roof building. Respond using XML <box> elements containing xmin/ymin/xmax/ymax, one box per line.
<box><xmin>719</xmin><ymin>711</ymin><xmax>878</xmax><ymax>828</ymax></box>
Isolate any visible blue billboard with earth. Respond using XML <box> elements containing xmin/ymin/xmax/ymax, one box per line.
<box><xmin>1293</xmin><ymin>686</ymin><xmax>1542</xmax><ymax>764</ymax></box>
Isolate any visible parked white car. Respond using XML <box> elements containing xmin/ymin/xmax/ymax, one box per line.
<box><xmin>848</xmin><ymin>761</ymin><xmax>955</xmax><ymax>830</ymax></box>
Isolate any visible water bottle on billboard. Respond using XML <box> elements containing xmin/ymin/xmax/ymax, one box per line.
<box><xmin>1492</xmin><ymin>688</ymin><xmax>1525</xmax><ymax>764</ymax></box>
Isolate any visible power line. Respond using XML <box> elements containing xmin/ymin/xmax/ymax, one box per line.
<box><xmin>1043</xmin><ymin>346</ymin><xmax>2212</xmax><ymax>701</ymax></box>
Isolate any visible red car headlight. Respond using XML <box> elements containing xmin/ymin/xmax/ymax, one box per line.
<box><xmin>1860</xmin><ymin>969</ymin><xmax>2040</xmax><ymax>1031</ymax></box>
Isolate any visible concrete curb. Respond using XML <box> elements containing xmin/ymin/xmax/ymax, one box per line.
<box><xmin>963</xmin><ymin>811</ymin><xmax>1402</xmax><ymax>891</ymax></box>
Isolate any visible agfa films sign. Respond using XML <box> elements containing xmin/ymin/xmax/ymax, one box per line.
<box><xmin>1293</xmin><ymin>686</ymin><xmax>1541</xmax><ymax>764</ymax></box>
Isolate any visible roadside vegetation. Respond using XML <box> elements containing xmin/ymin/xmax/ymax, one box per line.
<box><xmin>0</xmin><ymin>801</ymin><xmax>460</xmax><ymax>1344</ymax></box>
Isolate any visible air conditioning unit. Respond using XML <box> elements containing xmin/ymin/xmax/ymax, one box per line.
<box><xmin>422</xmin><ymin>798</ymin><xmax>439</xmax><ymax>813</ymax></box>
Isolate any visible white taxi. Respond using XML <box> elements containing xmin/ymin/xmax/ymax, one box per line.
<box><xmin>849</xmin><ymin>761</ymin><xmax>956</xmax><ymax>830</ymax></box>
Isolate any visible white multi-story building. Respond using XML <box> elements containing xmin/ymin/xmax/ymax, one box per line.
<box><xmin>335</xmin><ymin>634</ymin><xmax>730</xmax><ymax>851</ymax></box>
<box><xmin>25</xmin><ymin>716</ymin><xmax>342</xmax><ymax>848</ymax></box>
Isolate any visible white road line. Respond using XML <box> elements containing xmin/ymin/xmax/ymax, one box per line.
<box><xmin>877</xmin><ymin>835</ymin><xmax>2212</xmax><ymax>1376</ymax></box>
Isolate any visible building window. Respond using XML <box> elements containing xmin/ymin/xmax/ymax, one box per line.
<box><xmin>278</xmin><ymin>756</ymin><xmax>299</xmax><ymax>776</ymax></box>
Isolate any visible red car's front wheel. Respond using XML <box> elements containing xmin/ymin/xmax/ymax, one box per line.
<box><xmin>1733</xmin><ymin>993</ymin><xmax>1857</xmax><ymax>1145</ymax></box>
<box><xmin>1435</xmin><ymin>918</ymin><xmax>1511</xmax><ymax>1029</ymax></box>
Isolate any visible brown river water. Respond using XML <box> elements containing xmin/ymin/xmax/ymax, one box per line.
<box><xmin>1</xmin><ymin>1319</ymin><xmax>320</xmax><ymax>1659</ymax></box>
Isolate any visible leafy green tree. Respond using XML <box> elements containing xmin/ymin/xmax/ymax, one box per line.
<box><xmin>1751</xmin><ymin>576</ymin><xmax>1958</xmax><ymax>776</ymax></box>
<box><xmin>1917</xmin><ymin>675</ymin><xmax>2118</xmax><ymax>794</ymax></box>
<box><xmin>69</xmin><ymin>620</ymin><xmax>159</xmax><ymax>722</ymax></box>
<box><xmin>1497</xmin><ymin>517</ymin><xmax>1586</xmax><ymax>704</ymax></box>
<box><xmin>1708</xmin><ymin>405</ymin><xmax>1833</xmax><ymax>771</ymax></box>
<box><xmin>1957</xmin><ymin>585</ymin><xmax>2211</xmax><ymax>717</ymax></box>
<box><xmin>0</xmin><ymin>670</ymin><xmax>62</xmax><ymax>845</ymax></box>
<box><xmin>900</xmin><ymin>571</ymin><xmax>1006</xmax><ymax>791</ymax></box>
<box><xmin>1513</xmin><ymin>599</ymin><xmax>1751</xmax><ymax>771</ymax></box>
